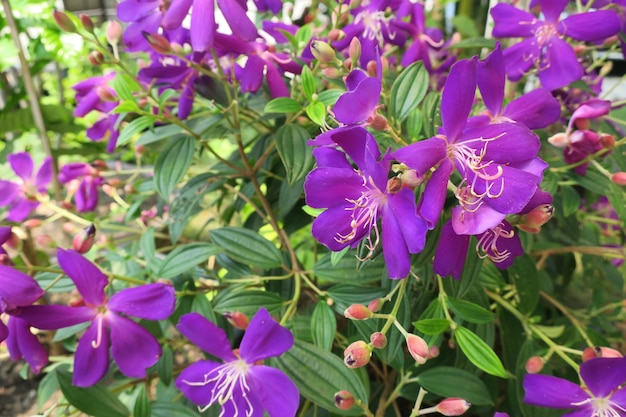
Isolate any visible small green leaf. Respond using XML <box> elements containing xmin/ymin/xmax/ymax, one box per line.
<box><xmin>157</xmin><ymin>345</ymin><xmax>174</xmax><ymax>386</ymax></box>
<box><xmin>449</xmin><ymin>37</ymin><xmax>497</xmax><ymax>49</ymax></box>
<box><xmin>534</xmin><ymin>324</ymin><xmax>565</xmax><ymax>338</ymax></box>
<box><xmin>561</xmin><ymin>185</ymin><xmax>581</xmax><ymax>217</ymax></box>
<box><xmin>422</xmin><ymin>92</ymin><xmax>441</xmax><ymax>138</ymax></box>
<box><xmin>157</xmin><ymin>243</ymin><xmax>222</xmax><ymax>279</ymax></box>
<box><xmin>265</xmin><ymin>97</ymin><xmax>302</xmax><ymax>113</ymax></box>
<box><xmin>210</xmin><ymin>227</ymin><xmax>283</xmax><ymax>269</ymax></box>
<box><xmin>295</xmin><ymin>24</ymin><xmax>313</xmax><ymax>50</ymax></box>
<box><xmin>415</xmin><ymin>366</ymin><xmax>493</xmax><ymax>405</ymax></box>
<box><xmin>452</xmin><ymin>14</ymin><xmax>479</xmax><ymax>37</ymax></box>
<box><xmin>447</xmin><ymin>298</ymin><xmax>495</xmax><ymax>324</ymax></box>
<box><xmin>302</xmin><ymin>205</ymin><xmax>324</xmax><ymax>217</ymax></box>
<box><xmin>311</xmin><ymin>301</ymin><xmax>337</xmax><ymax>351</ymax></box>
<box><xmin>37</xmin><ymin>371</ymin><xmax>59</xmax><ymax>412</ymax></box>
<box><xmin>301</xmin><ymin>66</ymin><xmax>315</xmax><ymax>100</ymax></box>
<box><xmin>390</xmin><ymin>61</ymin><xmax>429</xmax><ymax>122</ymax></box>
<box><xmin>306</xmin><ymin>101</ymin><xmax>326</xmax><ymax>126</ymax></box>
<box><xmin>57</xmin><ymin>368</ymin><xmax>130</xmax><ymax>417</ymax></box>
<box><xmin>406</xmin><ymin>108</ymin><xmax>423</xmax><ymax>141</ymax></box>
<box><xmin>133</xmin><ymin>386</ymin><xmax>151</xmax><ymax>417</ymax></box>
<box><xmin>331</xmin><ymin>246</ymin><xmax>350</xmax><ymax>265</ymax></box>
<box><xmin>151</xmin><ymin>401</ymin><xmax>203</xmax><ymax>417</ymax></box>
<box><xmin>154</xmin><ymin>135</ymin><xmax>195</xmax><ymax>201</ymax></box>
<box><xmin>413</xmin><ymin>318</ymin><xmax>450</xmax><ymax>335</ymax></box>
<box><xmin>112</xmin><ymin>101</ymin><xmax>139</xmax><ymax>113</ymax></box>
<box><xmin>455</xmin><ymin>326</ymin><xmax>508</xmax><ymax>378</ymax></box>
<box><xmin>117</xmin><ymin>115</ymin><xmax>156</xmax><ymax>146</ymax></box>
<box><xmin>274</xmin><ymin>124</ymin><xmax>314</xmax><ymax>184</ymax></box>
<box><xmin>111</xmin><ymin>73</ymin><xmax>137</xmax><ymax>101</ymax></box>
<box><xmin>317</xmin><ymin>89</ymin><xmax>344</xmax><ymax>106</ymax></box>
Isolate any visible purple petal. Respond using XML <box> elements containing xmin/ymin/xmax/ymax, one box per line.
<box><xmin>311</xmin><ymin>147</ymin><xmax>352</xmax><ymax>170</ymax></box>
<box><xmin>0</xmin><ymin>266</ymin><xmax>44</xmax><ymax>309</ymax></box>
<box><xmin>523</xmin><ymin>373</ymin><xmax>589</xmax><ymax>408</ymax></box>
<box><xmin>441</xmin><ymin>58</ymin><xmax>477</xmax><ymax>141</ymax></box>
<box><xmin>7</xmin><ymin>198</ymin><xmax>39</xmax><ymax>223</ymax></box>
<box><xmin>503</xmin><ymin>88</ymin><xmax>561</xmax><ymax>129</ymax></box>
<box><xmin>8</xmin><ymin>153</ymin><xmax>34</xmax><ymax>182</ymax></box>
<box><xmin>0</xmin><ymin>321</ymin><xmax>7</xmax><ymax>343</ymax></box>
<box><xmin>249</xmin><ymin>366</ymin><xmax>300</xmax><ymax>417</ymax></box>
<box><xmin>417</xmin><ymin>159</ymin><xmax>453</xmax><ymax>229</ymax></box>
<box><xmin>73</xmin><ymin>316</ymin><xmax>110</xmax><ymax>387</ymax></box>
<box><xmin>34</xmin><ymin>157</ymin><xmax>53</xmax><ymax>191</ymax></box>
<box><xmin>6</xmin><ymin>316</ymin><xmax>48</xmax><ymax>374</ymax></box>
<box><xmin>57</xmin><ymin>248</ymin><xmax>107</xmax><ymax>306</ymax></box>
<box><xmin>240</xmin><ymin>308</ymin><xmax>294</xmax><ymax>363</ymax></box>
<box><xmin>392</xmin><ymin>138</ymin><xmax>447</xmax><ymax>176</ymax></box>
<box><xmin>459</xmin><ymin>123</ymin><xmax>540</xmax><ymax>163</ymax></box>
<box><xmin>240</xmin><ymin>55</ymin><xmax>265</xmax><ymax>93</ymax></box>
<box><xmin>559</xmin><ymin>10</ymin><xmax>620</xmax><ymax>42</ymax></box>
<box><xmin>75</xmin><ymin>176</ymin><xmax>101</xmax><ymax>212</ymax></box>
<box><xmin>520</xmin><ymin>189</ymin><xmax>553</xmax><ymax>214</ymax></box>
<box><xmin>116</xmin><ymin>0</ymin><xmax>159</xmax><ymax>21</ymax></box>
<box><xmin>122</xmin><ymin>14</ymin><xmax>162</xmax><ymax>52</ymax></box>
<box><xmin>175</xmin><ymin>360</ymin><xmax>223</xmax><ymax>407</ymax></box>
<box><xmin>311</xmin><ymin>206</ymin><xmax>368</xmax><ymax>251</ymax></box>
<box><xmin>477</xmin><ymin>44</ymin><xmax>504</xmax><ymax>116</ymax></box>
<box><xmin>162</xmin><ymin>0</ymin><xmax>192</xmax><ymax>30</ymax></box>
<box><xmin>540</xmin><ymin>0</ymin><xmax>568</xmax><ymax>22</ymax></box>
<box><xmin>477</xmin><ymin>166</ymin><xmax>542</xmax><ymax>214</ymax></box>
<box><xmin>265</xmin><ymin>63</ymin><xmax>290</xmax><ymax>98</ymax></box>
<box><xmin>107</xmin><ymin>283</ymin><xmax>175</xmax><ymax>320</ymax></box>
<box><xmin>433</xmin><ymin>221</ymin><xmax>470</xmax><ymax>280</ymax></box>
<box><xmin>388</xmin><ymin>188</ymin><xmax>427</xmax><ymax>254</ymax></box>
<box><xmin>569</xmin><ymin>99</ymin><xmax>611</xmax><ymax>130</ymax></box>
<box><xmin>304</xmin><ymin>168</ymin><xmax>364</xmax><ymax>209</ymax></box>
<box><xmin>451</xmin><ymin>203</ymin><xmax>506</xmax><ymax>236</ymax></box>
<box><xmin>538</xmin><ymin>37</ymin><xmax>583</xmax><ymax>91</ymax></box>
<box><xmin>0</xmin><ymin>226</ymin><xmax>11</xmax><ymax>244</ymax></box>
<box><xmin>581</xmin><ymin>357</ymin><xmax>626</xmax><ymax>398</ymax></box>
<box><xmin>609</xmin><ymin>387</ymin><xmax>626</xmax><ymax>410</ymax></box>
<box><xmin>482</xmin><ymin>222</ymin><xmax>523</xmax><ymax>269</ymax></box>
<box><xmin>334</xmin><ymin>77</ymin><xmax>381</xmax><ymax>125</ymax></box>
<box><xmin>381</xmin><ymin>203</ymin><xmax>412</xmax><ymax>279</ymax></box>
<box><xmin>177</xmin><ymin>312</ymin><xmax>237</xmax><ymax>361</ymax></box>
<box><xmin>491</xmin><ymin>4</ymin><xmax>540</xmax><ymax>37</ymax></box>
<box><xmin>503</xmin><ymin>38</ymin><xmax>540</xmax><ymax>82</ymax></box>
<box><xmin>331</xmin><ymin>126</ymin><xmax>381</xmax><ymax>170</ymax></box>
<box><xmin>16</xmin><ymin>305</ymin><xmax>95</xmax><ymax>330</ymax></box>
<box><xmin>73</xmin><ymin>91</ymin><xmax>101</xmax><ymax>118</ymax></box>
<box><xmin>178</xmin><ymin>82</ymin><xmax>195</xmax><ymax>120</ymax></box>
<box><xmin>0</xmin><ymin>180</ymin><xmax>19</xmax><ymax>206</ymax></box>
<box><xmin>217</xmin><ymin>0</ymin><xmax>258</xmax><ymax>41</ymax></box>
<box><xmin>108</xmin><ymin>313</ymin><xmax>161</xmax><ymax>378</ymax></box>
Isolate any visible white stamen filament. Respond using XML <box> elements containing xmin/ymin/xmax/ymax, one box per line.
<box><xmin>476</xmin><ymin>223</ymin><xmax>515</xmax><ymax>263</ymax></box>
<box><xmin>355</xmin><ymin>10</ymin><xmax>396</xmax><ymax>44</ymax></box>
<box><xmin>570</xmin><ymin>396</ymin><xmax>626</xmax><ymax>417</ymax></box>
<box><xmin>91</xmin><ymin>315</ymin><xmax>104</xmax><ymax>348</ymax></box>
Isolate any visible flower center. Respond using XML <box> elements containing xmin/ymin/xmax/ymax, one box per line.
<box><xmin>571</xmin><ymin>396</ymin><xmax>626</xmax><ymax>417</ymax></box>
<box><xmin>355</xmin><ymin>10</ymin><xmax>395</xmax><ymax>44</ymax></box>
<box><xmin>533</xmin><ymin>23</ymin><xmax>558</xmax><ymax>46</ymax></box>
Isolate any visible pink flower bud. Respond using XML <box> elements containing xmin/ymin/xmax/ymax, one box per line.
<box><xmin>370</xmin><ymin>332</ymin><xmax>387</xmax><ymax>349</ymax></box>
<box><xmin>96</xmin><ymin>86</ymin><xmax>117</xmax><ymax>102</ymax></box>
<box><xmin>349</xmin><ymin>37</ymin><xmax>361</xmax><ymax>62</ymax></box>
<box><xmin>73</xmin><ymin>224</ymin><xmax>96</xmax><ymax>254</ymax></box>
<box><xmin>334</xmin><ymin>391</ymin><xmax>355</xmax><ymax>410</ymax></box>
<box><xmin>80</xmin><ymin>14</ymin><xmax>95</xmax><ymax>34</ymax></box>
<box><xmin>53</xmin><ymin>10</ymin><xmax>77</xmax><ymax>33</ymax></box>
<box><xmin>525</xmin><ymin>356</ymin><xmax>544</xmax><ymax>374</ymax></box>
<box><xmin>143</xmin><ymin>33</ymin><xmax>172</xmax><ymax>54</ymax></box>
<box><xmin>428</xmin><ymin>345</ymin><xmax>440</xmax><ymax>359</ymax></box>
<box><xmin>106</xmin><ymin>21</ymin><xmax>123</xmax><ymax>45</ymax></box>
<box><xmin>574</xmin><ymin>118</ymin><xmax>590</xmax><ymax>130</ymax></box>
<box><xmin>600</xmin><ymin>133</ymin><xmax>616</xmax><ymax>149</ymax></box>
<box><xmin>548</xmin><ymin>132</ymin><xmax>569</xmax><ymax>148</ymax></box>
<box><xmin>368</xmin><ymin>298</ymin><xmax>382</xmax><ymax>313</ymax></box>
<box><xmin>518</xmin><ymin>204</ymin><xmax>554</xmax><ymax>234</ymax></box>
<box><xmin>88</xmin><ymin>51</ymin><xmax>105</xmax><ymax>66</ymax></box>
<box><xmin>22</xmin><ymin>219</ymin><xmax>41</xmax><ymax>229</ymax></box>
<box><xmin>435</xmin><ymin>398</ymin><xmax>471</xmax><ymax>416</ymax></box>
<box><xmin>344</xmin><ymin>340</ymin><xmax>372</xmax><ymax>368</ymax></box>
<box><xmin>0</xmin><ymin>254</ymin><xmax>11</xmax><ymax>265</ymax></box>
<box><xmin>582</xmin><ymin>346</ymin><xmax>623</xmax><ymax>361</ymax></box>
<box><xmin>310</xmin><ymin>40</ymin><xmax>336</xmax><ymax>63</ymax></box>
<box><xmin>344</xmin><ymin>304</ymin><xmax>373</xmax><ymax>320</ymax></box>
<box><xmin>328</xmin><ymin>29</ymin><xmax>345</xmax><ymax>42</ymax></box>
<box><xmin>611</xmin><ymin>172</ymin><xmax>626</xmax><ymax>186</ymax></box>
<box><xmin>223</xmin><ymin>311</ymin><xmax>250</xmax><ymax>330</ymax></box>
<box><xmin>322</xmin><ymin>67</ymin><xmax>343</xmax><ymax>78</ymax></box>
<box><xmin>406</xmin><ymin>334</ymin><xmax>429</xmax><ymax>364</ymax></box>
<box><xmin>368</xmin><ymin>114</ymin><xmax>388</xmax><ymax>131</ymax></box>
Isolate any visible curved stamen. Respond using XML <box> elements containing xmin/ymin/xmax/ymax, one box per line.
<box><xmin>355</xmin><ymin>10</ymin><xmax>396</xmax><ymax>44</ymax></box>
<box><xmin>476</xmin><ymin>223</ymin><xmax>516</xmax><ymax>263</ymax></box>
<box><xmin>91</xmin><ymin>314</ymin><xmax>104</xmax><ymax>348</ymax></box>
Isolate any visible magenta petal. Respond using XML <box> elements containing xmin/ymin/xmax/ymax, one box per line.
<box><xmin>0</xmin><ymin>322</ymin><xmax>7</xmax><ymax>343</ymax></box>
<box><xmin>491</xmin><ymin>4</ymin><xmax>540</xmax><ymax>37</ymax></box>
<box><xmin>8</xmin><ymin>153</ymin><xmax>34</xmax><ymax>182</ymax></box>
<box><xmin>265</xmin><ymin>63</ymin><xmax>290</xmax><ymax>98</ymax></box>
<box><xmin>177</xmin><ymin>312</ymin><xmax>237</xmax><ymax>361</ymax></box>
<box><xmin>311</xmin><ymin>147</ymin><xmax>352</xmax><ymax>170</ymax></box>
<box><xmin>116</xmin><ymin>0</ymin><xmax>159</xmax><ymax>21</ymax></box>
<box><xmin>240</xmin><ymin>55</ymin><xmax>265</xmax><ymax>93</ymax></box>
<box><xmin>433</xmin><ymin>221</ymin><xmax>470</xmax><ymax>280</ymax></box>
<box><xmin>162</xmin><ymin>0</ymin><xmax>192</xmax><ymax>29</ymax></box>
<box><xmin>107</xmin><ymin>283</ymin><xmax>175</xmax><ymax>320</ymax></box>
<box><xmin>34</xmin><ymin>157</ymin><xmax>53</xmax><ymax>191</ymax></box>
<box><xmin>304</xmin><ymin>168</ymin><xmax>364</xmax><ymax>208</ymax></box>
<box><xmin>7</xmin><ymin>198</ymin><xmax>39</xmax><ymax>223</ymax></box>
<box><xmin>569</xmin><ymin>99</ymin><xmax>611</xmax><ymax>129</ymax></box>
<box><xmin>108</xmin><ymin>313</ymin><xmax>161</xmax><ymax>378</ymax></box>
<box><xmin>311</xmin><ymin>205</ymin><xmax>367</xmax><ymax>251</ymax></box>
<box><xmin>0</xmin><ymin>266</ymin><xmax>44</xmax><ymax>309</ymax></box>
<box><xmin>392</xmin><ymin>138</ymin><xmax>447</xmax><ymax>176</ymax></box>
<box><xmin>441</xmin><ymin>58</ymin><xmax>476</xmax><ymax>141</ymax></box>
<box><xmin>73</xmin><ymin>316</ymin><xmax>111</xmax><ymax>387</ymax></box>
<box><xmin>334</xmin><ymin>77</ymin><xmax>381</xmax><ymax>125</ymax></box>
<box><xmin>477</xmin><ymin>44</ymin><xmax>504</xmax><ymax>116</ymax></box>
<box><xmin>0</xmin><ymin>180</ymin><xmax>19</xmax><ymax>206</ymax></box>
<box><xmin>57</xmin><ymin>248</ymin><xmax>108</xmax><ymax>306</ymax></box>
<box><xmin>451</xmin><ymin>204</ymin><xmax>506</xmax><ymax>236</ymax></box>
<box><xmin>175</xmin><ymin>360</ymin><xmax>223</xmax><ymax>407</ymax></box>
<box><xmin>418</xmin><ymin>159</ymin><xmax>453</xmax><ymax>228</ymax></box>
<box><xmin>381</xmin><ymin>203</ymin><xmax>412</xmax><ymax>279</ymax></box>
<box><xmin>503</xmin><ymin>38</ymin><xmax>539</xmax><ymax>82</ymax></box>
<box><xmin>559</xmin><ymin>10</ymin><xmax>620</xmax><ymax>42</ymax></box>
<box><xmin>240</xmin><ymin>308</ymin><xmax>294</xmax><ymax>363</ymax></box>
<box><xmin>389</xmin><ymin>188</ymin><xmax>426</xmax><ymax>254</ymax></box>
<box><xmin>249</xmin><ymin>365</ymin><xmax>299</xmax><ymax>417</ymax></box>
<box><xmin>460</xmin><ymin>123</ymin><xmax>540</xmax><ymax>163</ymax></box>
<box><xmin>538</xmin><ymin>37</ymin><xmax>583</xmax><ymax>91</ymax></box>
<box><xmin>16</xmin><ymin>305</ymin><xmax>95</xmax><ymax>330</ymax></box>
<box><xmin>523</xmin><ymin>373</ymin><xmax>589</xmax><ymax>408</ymax></box>
<box><xmin>6</xmin><ymin>317</ymin><xmax>48</xmax><ymax>374</ymax></box>
<box><xmin>217</xmin><ymin>0</ymin><xmax>258</xmax><ymax>41</ymax></box>
<box><xmin>539</xmin><ymin>0</ymin><xmax>567</xmax><ymax>22</ymax></box>
<box><xmin>580</xmin><ymin>357</ymin><xmax>626</xmax><ymax>398</ymax></box>
<box><xmin>503</xmin><ymin>88</ymin><xmax>560</xmax><ymax>129</ymax></box>
<box><xmin>0</xmin><ymin>226</ymin><xmax>11</xmax><ymax>244</ymax></box>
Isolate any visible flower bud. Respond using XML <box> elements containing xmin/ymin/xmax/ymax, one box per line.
<box><xmin>547</xmin><ymin>132</ymin><xmax>569</xmax><ymax>148</ymax></box>
<box><xmin>349</xmin><ymin>37</ymin><xmax>361</xmax><ymax>63</ymax></box>
<box><xmin>344</xmin><ymin>340</ymin><xmax>372</xmax><ymax>368</ymax></box>
<box><xmin>428</xmin><ymin>345</ymin><xmax>440</xmax><ymax>359</ymax></box>
<box><xmin>334</xmin><ymin>391</ymin><xmax>355</xmax><ymax>410</ymax></box>
<box><xmin>328</xmin><ymin>29</ymin><xmax>345</xmax><ymax>42</ymax></box>
<box><xmin>22</xmin><ymin>219</ymin><xmax>42</xmax><ymax>229</ymax></box>
<box><xmin>0</xmin><ymin>254</ymin><xmax>11</xmax><ymax>266</ymax></box>
<box><xmin>370</xmin><ymin>332</ymin><xmax>387</xmax><ymax>349</ymax></box>
<box><xmin>406</xmin><ymin>334</ymin><xmax>429</xmax><ymax>364</ymax></box>
<box><xmin>143</xmin><ymin>32</ymin><xmax>172</xmax><ymax>54</ymax></box>
<box><xmin>367</xmin><ymin>298</ymin><xmax>382</xmax><ymax>313</ymax></box>
<box><xmin>582</xmin><ymin>346</ymin><xmax>623</xmax><ymax>361</ymax></box>
<box><xmin>96</xmin><ymin>86</ymin><xmax>117</xmax><ymax>102</ymax></box>
<box><xmin>517</xmin><ymin>204</ymin><xmax>554</xmax><ymax>234</ymax></box>
<box><xmin>344</xmin><ymin>304</ymin><xmax>373</xmax><ymax>320</ymax></box>
<box><xmin>525</xmin><ymin>356</ymin><xmax>544</xmax><ymax>374</ymax></box>
<box><xmin>73</xmin><ymin>224</ymin><xmax>96</xmax><ymax>254</ymax></box>
<box><xmin>435</xmin><ymin>398</ymin><xmax>471</xmax><ymax>416</ymax></box>
<box><xmin>611</xmin><ymin>172</ymin><xmax>626</xmax><ymax>186</ymax></box>
<box><xmin>88</xmin><ymin>50</ymin><xmax>105</xmax><ymax>66</ymax></box>
<box><xmin>366</xmin><ymin>60</ymin><xmax>378</xmax><ymax>78</ymax></box>
<box><xmin>310</xmin><ymin>40</ymin><xmax>337</xmax><ymax>63</ymax></box>
<box><xmin>53</xmin><ymin>10</ymin><xmax>77</xmax><ymax>33</ymax></box>
<box><xmin>369</xmin><ymin>114</ymin><xmax>388</xmax><ymax>131</ymax></box>
<box><xmin>223</xmin><ymin>311</ymin><xmax>250</xmax><ymax>330</ymax></box>
<box><xmin>106</xmin><ymin>20</ymin><xmax>123</xmax><ymax>45</ymax></box>
<box><xmin>80</xmin><ymin>14</ymin><xmax>95</xmax><ymax>34</ymax></box>
<box><xmin>574</xmin><ymin>118</ymin><xmax>590</xmax><ymax>130</ymax></box>
<box><xmin>600</xmin><ymin>133</ymin><xmax>615</xmax><ymax>149</ymax></box>
<box><xmin>322</xmin><ymin>67</ymin><xmax>343</xmax><ymax>78</ymax></box>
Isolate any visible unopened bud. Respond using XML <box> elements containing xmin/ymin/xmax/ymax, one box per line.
<box><xmin>574</xmin><ymin>118</ymin><xmax>590</xmax><ymax>130</ymax></box>
<box><xmin>143</xmin><ymin>32</ymin><xmax>172</xmax><ymax>54</ymax></box>
<box><xmin>599</xmin><ymin>61</ymin><xmax>614</xmax><ymax>78</ymax></box>
<box><xmin>22</xmin><ymin>219</ymin><xmax>42</xmax><ymax>229</ymax></box>
<box><xmin>366</xmin><ymin>60</ymin><xmax>378</xmax><ymax>78</ymax></box>
<box><xmin>406</xmin><ymin>334</ymin><xmax>429</xmax><ymax>364</ymax></box>
<box><xmin>525</xmin><ymin>356</ymin><xmax>544</xmax><ymax>374</ymax></box>
<box><xmin>611</xmin><ymin>172</ymin><xmax>626</xmax><ymax>186</ymax></box>
<box><xmin>106</xmin><ymin>21</ymin><xmax>123</xmax><ymax>45</ymax></box>
<box><xmin>73</xmin><ymin>224</ymin><xmax>96</xmax><ymax>254</ymax></box>
<box><xmin>328</xmin><ymin>29</ymin><xmax>345</xmax><ymax>42</ymax></box>
<box><xmin>370</xmin><ymin>332</ymin><xmax>387</xmax><ymax>349</ymax></box>
<box><xmin>518</xmin><ymin>204</ymin><xmax>554</xmax><ymax>234</ymax></box>
<box><xmin>349</xmin><ymin>37</ymin><xmax>361</xmax><ymax>63</ymax></box>
<box><xmin>428</xmin><ymin>345</ymin><xmax>440</xmax><ymax>359</ymax></box>
<box><xmin>367</xmin><ymin>298</ymin><xmax>382</xmax><ymax>313</ymax></box>
<box><xmin>96</xmin><ymin>86</ymin><xmax>117</xmax><ymax>102</ymax></box>
<box><xmin>334</xmin><ymin>391</ymin><xmax>355</xmax><ymax>410</ymax></box>
<box><xmin>0</xmin><ymin>254</ymin><xmax>11</xmax><ymax>266</ymax></box>
<box><xmin>344</xmin><ymin>340</ymin><xmax>372</xmax><ymax>368</ymax></box>
<box><xmin>88</xmin><ymin>50</ymin><xmax>105</xmax><ymax>66</ymax></box>
<box><xmin>368</xmin><ymin>114</ymin><xmax>388</xmax><ymax>131</ymax></box>
<box><xmin>582</xmin><ymin>346</ymin><xmax>624</xmax><ymax>362</ymax></box>
<box><xmin>573</xmin><ymin>45</ymin><xmax>586</xmax><ymax>55</ymax></box>
<box><xmin>223</xmin><ymin>311</ymin><xmax>250</xmax><ymax>330</ymax></box>
<box><xmin>435</xmin><ymin>398</ymin><xmax>471</xmax><ymax>416</ymax></box>
<box><xmin>53</xmin><ymin>10</ymin><xmax>77</xmax><ymax>33</ymax></box>
<box><xmin>310</xmin><ymin>40</ymin><xmax>337</xmax><ymax>63</ymax></box>
<box><xmin>322</xmin><ymin>67</ymin><xmax>343</xmax><ymax>78</ymax></box>
<box><xmin>548</xmin><ymin>132</ymin><xmax>569</xmax><ymax>148</ymax></box>
<box><xmin>600</xmin><ymin>133</ymin><xmax>615</xmax><ymax>148</ymax></box>
<box><xmin>80</xmin><ymin>14</ymin><xmax>95</xmax><ymax>34</ymax></box>
<box><xmin>171</xmin><ymin>42</ymin><xmax>185</xmax><ymax>55</ymax></box>
<box><xmin>344</xmin><ymin>304</ymin><xmax>373</xmax><ymax>320</ymax></box>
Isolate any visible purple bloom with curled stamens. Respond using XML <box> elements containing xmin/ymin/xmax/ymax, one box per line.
<box><xmin>524</xmin><ymin>357</ymin><xmax>626</xmax><ymax>415</ymax></box>
<box><xmin>175</xmin><ymin>308</ymin><xmax>299</xmax><ymax>417</ymax></box>
<box><xmin>16</xmin><ymin>248</ymin><xmax>175</xmax><ymax>387</ymax></box>
<box><xmin>491</xmin><ymin>0</ymin><xmax>620</xmax><ymax>90</ymax></box>
<box><xmin>305</xmin><ymin>126</ymin><xmax>427</xmax><ymax>279</ymax></box>
<box><xmin>0</xmin><ymin>153</ymin><xmax>52</xmax><ymax>222</ymax></box>
<box><xmin>59</xmin><ymin>163</ymin><xmax>103</xmax><ymax>212</ymax></box>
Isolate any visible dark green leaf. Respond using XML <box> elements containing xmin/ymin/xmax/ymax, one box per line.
<box><xmin>37</xmin><ymin>371</ymin><xmax>59</xmax><ymax>412</ymax></box>
<box><xmin>447</xmin><ymin>298</ymin><xmax>495</xmax><ymax>324</ymax></box>
<box><xmin>508</xmin><ymin>254</ymin><xmax>539</xmax><ymax>315</ymax></box>
<box><xmin>151</xmin><ymin>401</ymin><xmax>203</xmax><ymax>417</ymax></box>
<box><xmin>154</xmin><ymin>135</ymin><xmax>196</xmax><ymax>201</ymax></box>
<box><xmin>301</xmin><ymin>65</ymin><xmax>315</xmax><ymax>100</ymax></box>
<box><xmin>422</xmin><ymin>92</ymin><xmax>442</xmax><ymax>138</ymax></box>
<box><xmin>57</xmin><ymin>368</ymin><xmax>130</xmax><ymax>417</ymax></box>
<box><xmin>561</xmin><ymin>185</ymin><xmax>581</xmax><ymax>217</ymax></box>
<box><xmin>406</xmin><ymin>108</ymin><xmax>423</xmax><ymax>141</ymax></box>
<box><xmin>210</xmin><ymin>227</ymin><xmax>283</xmax><ymax>269</ymax></box>
<box><xmin>311</xmin><ymin>301</ymin><xmax>337</xmax><ymax>351</ymax></box>
<box><xmin>452</xmin><ymin>14</ymin><xmax>479</xmax><ymax>37</ymax></box>
<box><xmin>327</xmin><ymin>284</ymin><xmax>387</xmax><ymax>314</ymax></box>
<box><xmin>416</xmin><ymin>366</ymin><xmax>493</xmax><ymax>405</ymax></box>
<box><xmin>314</xmin><ymin>253</ymin><xmax>386</xmax><ymax>283</ymax></box>
<box><xmin>213</xmin><ymin>289</ymin><xmax>284</xmax><ymax>316</ymax></box>
<box><xmin>274</xmin><ymin>124</ymin><xmax>314</xmax><ymax>184</ymax></box>
<box><xmin>265</xmin><ymin>97</ymin><xmax>302</xmax><ymax>113</ymax></box>
<box><xmin>449</xmin><ymin>37</ymin><xmax>496</xmax><ymax>49</ymax></box>
<box><xmin>455</xmin><ymin>326</ymin><xmax>508</xmax><ymax>378</ymax></box>
<box><xmin>157</xmin><ymin>345</ymin><xmax>174</xmax><ymax>386</ymax></box>
<box><xmin>390</xmin><ymin>61</ymin><xmax>429</xmax><ymax>122</ymax></box>
<box><xmin>413</xmin><ymin>318</ymin><xmax>450</xmax><ymax>335</ymax></box>
<box><xmin>133</xmin><ymin>386</ymin><xmax>151</xmax><ymax>417</ymax></box>
<box><xmin>157</xmin><ymin>243</ymin><xmax>222</xmax><ymax>279</ymax></box>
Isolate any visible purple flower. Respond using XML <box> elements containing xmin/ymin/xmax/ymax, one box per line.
<box><xmin>305</xmin><ymin>126</ymin><xmax>427</xmax><ymax>279</ymax></box>
<box><xmin>524</xmin><ymin>357</ymin><xmax>626</xmax><ymax>415</ymax></box>
<box><xmin>59</xmin><ymin>163</ymin><xmax>103</xmax><ymax>212</ymax></box>
<box><xmin>17</xmin><ymin>249</ymin><xmax>176</xmax><ymax>386</ymax></box>
<box><xmin>0</xmin><ymin>226</ymin><xmax>12</xmax><ymax>263</ymax></box>
<box><xmin>0</xmin><ymin>265</ymin><xmax>46</xmax><ymax>373</ymax></box>
<box><xmin>175</xmin><ymin>308</ymin><xmax>299</xmax><ymax>417</ymax></box>
<box><xmin>491</xmin><ymin>0</ymin><xmax>621</xmax><ymax>90</ymax></box>
<box><xmin>0</xmin><ymin>153</ymin><xmax>52</xmax><ymax>222</ymax></box>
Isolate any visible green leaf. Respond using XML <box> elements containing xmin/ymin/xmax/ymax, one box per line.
<box><xmin>390</xmin><ymin>61</ymin><xmax>429</xmax><ymax>123</ymax></box>
<box><xmin>210</xmin><ymin>227</ymin><xmax>283</xmax><ymax>269</ymax></box>
<box><xmin>314</xmin><ymin>253</ymin><xmax>386</xmax><ymax>283</ymax></box>
<box><xmin>311</xmin><ymin>301</ymin><xmax>337</xmax><ymax>351</ymax></box>
<box><xmin>57</xmin><ymin>368</ymin><xmax>130</xmax><ymax>417</ymax></box>
<box><xmin>415</xmin><ymin>366</ymin><xmax>493</xmax><ymax>405</ymax></box>
<box><xmin>295</xmin><ymin>24</ymin><xmax>313</xmax><ymax>50</ymax></box>
<box><xmin>151</xmin><ymin>401</ymin><xmax>203</xmax><ymax>417</ymax></box>
<box><xmin>191</xmin><ymin>293</ymin><xmax>217</xmax><ymax>323</ymax></box>
<box><xmin>301</xmin><ymin>65</ymin><xmax>315</xmax><ymax>100</ymax></box>
<box><xmin>317</xmin><ymin>89</ymin><xmax>344</xmax><ymax>106</ymax></box>
<box><xmin>331</xmin><ymin>246</ymin><xmax>350</xmax><ymax>265</ymax></box>
<box><xmin>154</xmin><ymin>135</ymin><xmax>195</xmax><ymax>201</ymax></box>
<box><xmin>534</xmin><ymin>324</ymin><xmax>565</xmax><ymax>338</ymax></box>
<box><xmin>37</xmin><ymin>370</ymin><xmax>59</xmax><ymax>412</ymax></box>
<box><xmin>112</xmin><ymin>101</ymin><xmax>139</xmax><ymax>113</ymax></box>
<box><xmin>157</xmin><ymin>345</ymin><xmax>174</xmax><ymax>386</ymax></box>
<box><xmin>327</xmin><ymin>284</ymin><xmax>387</xmax><ymax>314</ymax></box>
<box><xmin>455</xmin><ymin>326</ymin><xmax>508</xmax><ymax>378</ymax></box>
<box><xmin>274</xmin><ymin>124</ymin><xmax>314</xmax><ymax>184</ymax></box>
<box><xmin>508</xmin><ymin>254</ymin><xmax>539</xmax><ymax>315</ymax></box>
<box><xmin>421</xmin><ymin>92</ymin><xmax>442</xmax><ymax>138</ymax></box>
<box><xmin>213</xmin><ymin>289</ymin><xmax>284</xmax><ymax>316</ymax></box>
<box><xmin>133</xmin><ymin>386</ymin><xmax>151</xmax><ymax>417</ymax></box>
<box><xmin>449</xmin><ymin>37</ymin><xmax>496</xmax><ymax>49</ymax></box>
<box><xmin>452</xmin><ymin>14</ymin><xmax>479</xmax><ymax>37</ymax></box>
<box><xmin>35</xmin><ymin>271</ymin><xmax>75</xmax><ymax>293</ymax></box>
<box><xmin>561</xmin><ymin>185</ymin><xmax>581</xmax><ymax>217</ymax></box>
<box><xmin>447</xmin><ymin>298</ymin><xmax>495</xmax><ymax>324</ymax></box>
<box><xmin>265</xmin><ymin>97</ymin><xmax>302</xmax><ymax>113</ymax></box>
<box><xmin>116</xmin><ymin>115</ymin><xmax>156</xmax><ymax>146</ymax></box>
<box><xmin>270</xmin><ymin>340</ymin><xmax>369</xmax><ymax>416</ymax></box>
<box><xmin>406</xmin><ymin>108</ymin><xmax>423</xmax><ymax>141</ymax></box>
<box><xmin>413</xmin><ymin>318</ymin><xmax>450</xmax><ymax>335</ymax></box>
<box><xmin>306</xmin><ymin>101</ymin><xmax>326</xmax><ymax>126</ymax></box>
<box><xmin>157</xmin><ymin>243</ymin><xmax>222</xmax><ymax>279</ymax></box>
